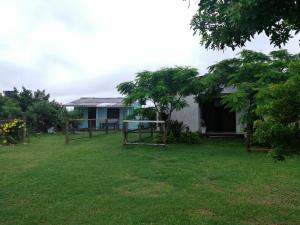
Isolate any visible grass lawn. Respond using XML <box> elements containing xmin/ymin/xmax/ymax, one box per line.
<box><xmin>1</xmin><ymin>133</ymin><xmax>300</xmax><ymax>225</ymax></box>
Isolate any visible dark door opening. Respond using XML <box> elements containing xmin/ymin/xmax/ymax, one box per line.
<box><xmin>107</xmin><ymin>108</ymin><xmax>120</xmax><ymax>119</ymax></box>
<box><xmin>88</xmin><ymin>107</ymin><xmax>96</xmax><ymax>128</ymax></box>
<box><xmin>201</xmin><ymin>100</ymin><xmax>236</xmax><ymax>133</ymax></box>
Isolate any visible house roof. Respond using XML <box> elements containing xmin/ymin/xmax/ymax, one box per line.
<box><xmin>65</xmin><ymin>97</ymin><xmax>128</xmax><ymax>107</ymax></box>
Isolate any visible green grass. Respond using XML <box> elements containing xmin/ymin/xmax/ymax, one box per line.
<box><xmin>1</xmin><ymin>133</ymin><xmax>300</xmax><ymax>225</ymax></box>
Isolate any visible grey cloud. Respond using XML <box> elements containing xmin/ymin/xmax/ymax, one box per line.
<box><xmin>20</xmin><ymin>0</ymin><xmax>95</xmax><ymax>33</ymax></box>
<box><xmin>0</xmin><ymin>0</ymin><xmax>299</xmax><ymax>104</ymax></box>
<box><xmin>0</xmin><ymin>61</ymin><xmax>44</xmax><ymax>90</ymax></box>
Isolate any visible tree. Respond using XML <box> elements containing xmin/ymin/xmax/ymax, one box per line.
<box><xmin>127</xmin><ymin>107</ymin><xmax>157</xmax><ymax>120</ymax></box>
<box><xmin>254</xmin><ymin>61</ymin><xmax>300</xmax><ymax>160</ymax></box>
<box><xmin>0</xmin><ymin>94</ymin><xmax>21</xmax><ymax>119</ymax></box>
<box><xmin>33</xmin><ymin>89</ymin><xmax>50</xmax><ymax>102</ymax></box>
<box><xmin>196</xmin><ymin>50</ymin><xmax>273</xmax><ymax>133</ymax></box>
<box><xmin>8</xmin><ymin>87</ymin><xmax>51</xmax><ymax>112</ymax></box>
<box><xmin>2</xmin><ymin>87</ymin><xmax>68</xmax><ymax>133</ymax></box>
<box><xmin>189</xmin><ymin>0</ymin><xmax>300</xmax><ymax>50</ymax></box>
<box><xmin>26</xmin><ymin>101</ymin><xmax>64</xmax><ymax>132</ymax></box>
<box><xmin>195</xmin><ymin>49</ymin><xmax>299</xmax><ymax>157</ymax></box>
<box><xmin>117</xmin><ymin>66</ymin><xmax>198</xmax><ymax>132</ymax></box>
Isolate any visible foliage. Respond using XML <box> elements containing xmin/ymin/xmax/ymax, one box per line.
<box><xmin>180</xmin><ymin>131</ymin><xmax>201</xmax><ymax>144</ymax></box>
<box><xmin>0</xmin><ymin>94</ymin><xmax>21</xmax><ymax>119</ymax></box>
<box><xmin>26</xmin><ymin>101</ymin><xmax>65</xmax><ymax>132</ymax></box>
<box><xmin>166</xmin><ymin>132</ymin><xmax>177</xmax><ymax>143</ymax></box>
<box><xmin>169</xmin><ymin>120</ymin><xmax>186</xmax><ymax>142</ymax></box>
<box><xmin>117</xmin><ymin>66</ymin><xmax>198</xmax><ymax>132</ymax></box>
<box><xmin>2</xmin><ymin>87</ymin><xmax>67</xmax><ymax>133</ymax></box>
<box><xmin>126</xmin><ymin>107</ymin><xmax>156</xmax><ymax>120</ymax></box>
<box><xmin>254</xmin><ymin>119</ymin><xmax>298</xmax><ymax>160</ymax></box>
<box><xmin>253</xmin><ymin>63</ymin><xmax>300</xmax><ymax>159</ymax></box>
<box><xmin>64</xmin><ymin>109</ymin><xmax>83</xmax><ymax>129</ymax></box>
<box><xmin>8</xmin><ymin>87</ymin><xmax>50</xmax><ymax>112</ymax></box>
<box><xmin>196</xmin><ymin>50</ymin><xmax>297</xmax><ymax>129</ymax></box>
<box><xmin>189</xmin><ymin>0</ymin><xmax>300</xmax><ymax>49</ymax></box>
<box><xmin>0</xmin><ymin>119</ymin><xmax>25</xmax><ymax>145</ymax></box>
<box><xmin>195</xmin><ymin>49</ymin><xmax>300</xmax><ymax>158</ymax></box>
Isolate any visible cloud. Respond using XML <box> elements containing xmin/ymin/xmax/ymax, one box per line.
<box><xmin>0</xmin><ymin>0</ymin><xmax>299</xmax><ymax>104</ymax></box>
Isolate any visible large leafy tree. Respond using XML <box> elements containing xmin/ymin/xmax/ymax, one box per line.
<box><xmin>189</xmin><ymin>0</ymin><xmax>300</xmax><ymax>49</ymax></box>
<box><xmin>254</xmin><ymin>61</ymin><xmax>300</xmax><ymax>160</ymax></box>
<box><xmin>117</xmin><ymin>66</ymin><xmax>198</xmax><ymax>132</ymax></box>
<box><xmin>26</xmin><ymin>101</ymin><xmax>60</xmax><ymax>132</ymax></box>
<box><xmin>196</xmin><ymin>49</ymin><xmax>299</xmax><ymax>157</ymax></box>
<box><xmin>8</xmin><ymin>87</ymin><xmax>50</xmax><ymax>112</ymax></box>
<box><xmin>2</xmin><ymin>87</ymin><xmax>71</xmax><ymax>132</ymax></box>
<box><xmin>0</xmin><ymin>94</ymin><xmax>21</xmax><ymax>119</ymax></box>
<box><xmin>197</xmin><ymin>50</ymin><xmax>272</xmax><ymax>131</ymax></box>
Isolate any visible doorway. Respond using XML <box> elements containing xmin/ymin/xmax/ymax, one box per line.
<box><xmin>88</xmin><ymin>107</ymin><xmax>96</xmax><ymax>128</ymax></box>
<box><xmin>201</xmin><ymin>100</ymin><xmax>236</xmax><ymax>133</ymax></box>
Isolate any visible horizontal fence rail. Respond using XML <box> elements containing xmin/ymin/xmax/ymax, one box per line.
<box><xmin>123</xmin><ymin>120</ymin><xmax>166</xmax><ymax>147</ymax></box>
<box><xmin>65</xmin><ymin>119</ymin><xmax>119</xmax><ymax>144</ymax></box>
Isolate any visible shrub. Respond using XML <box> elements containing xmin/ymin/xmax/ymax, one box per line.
<box><xmin>166</xmin><ymin>132</ymin><xmax>176</xmax><ymax>143</ymax></box>
<box><xmin>126</xmin><ymin>107</ymin><xmax>156</xmax><ymax>120</ymax></box>
<box><xmin>181</xmin><ymin>132</ymin><xmax>201</xmax><ymax>144</ymax></box>
<box><xmin>169</xmin><ymin>120</ymin><xmax>186</xmax><ymax>142</ymax></box>
<box><xmin>254</xmin><ymin>118</ymin><xmax>298</xmax><ymax>160</ymax></box>
<box><xmin>26</xmin><ymin>101</ymin><xmax>63</xmax><ymax>132</ymax></box>
<box><xmin>0</xmin><ymin>119</ymin><xmax>25</xmax><ymax>145</ymax></box>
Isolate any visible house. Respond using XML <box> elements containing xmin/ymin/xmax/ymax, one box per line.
<box><xmin>171</xmin><ymin>88</ymin><xmax>244</xmax><ymax>136</ymax></box>
<box><xmin>65</xmin><ymin>97</ymin><xmax>139</xmax><ymax>129</ymax></box>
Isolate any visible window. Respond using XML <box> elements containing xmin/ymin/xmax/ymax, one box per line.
<box><xmin>107</xmin><ymin>108</ymin><xmax>120</xmax><ymax>119</ymax></box>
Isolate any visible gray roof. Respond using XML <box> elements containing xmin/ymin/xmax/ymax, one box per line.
<box><xmin>65</xmin><ymin>97</ymin><xmax>128</xmax><ymax>107</ymax></box>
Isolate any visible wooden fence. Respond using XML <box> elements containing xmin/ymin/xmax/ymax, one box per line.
<box><xmin>123</xmin><ymin>120</ymin><xmax>167</xmax><ymax>147</ymax></box>
<box><xmin>65</xmin><ymin>119</ymin><xmax>118</xmax><ymax>144</ymax></box>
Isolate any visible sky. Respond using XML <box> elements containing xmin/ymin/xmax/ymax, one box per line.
<box><xmin>0</xmin><ymin>0</ymin><xmax>299</xmax><ymax>104</ymax></box>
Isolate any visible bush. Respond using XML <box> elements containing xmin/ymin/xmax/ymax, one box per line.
<box><xmin>181</xmin><ymin>132</ymin><xmax>201</xmax><ymax>144</ymax></box>
<box><xmin>169</xmin><ymin>120</ymin><xmax>186</xmax><ymax>142</ymax></box>
<box><xmin>0</xmin><ymin>119</ymin><xmax>25</xmax><ymax>145</ymax></box>
<box><xmin>61</xmin><ymin>109</ymin><xmax>83</xmax><ymax>131</ymax></box>
<box><xmin>166</xmin><ymin>132</ymin><xmax>176</xmax><ymax>143</ymax></box>
<box><xmin>126</xmin><ymin>107</ymin><xmax>156</xmax><ymax>120</ymax></box>
<box><xmin>254</xmin><ymin>118</ymin><xmax>298</xmax><ymax>160</ymax></box>
<box><xmin>26</xmin><ymin>101</ymin><xmax>64</xmax><ymax>132</ymax></box>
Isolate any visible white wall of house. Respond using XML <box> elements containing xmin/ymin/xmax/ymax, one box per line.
<box><xmin>235</xmin><ymin>111</ymin><xmax>244</xmax><ymax>134</ymax></box>
<box><xmin>171</xmin><ymin>95</ymin><xmax>245</xmax><ymax>134</ymax></box>
<box><xmin>171</xmin><ymin>95</ymin><xmax>200</xmax><ymax>132</ymax></box>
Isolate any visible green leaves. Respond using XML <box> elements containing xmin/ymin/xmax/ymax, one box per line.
<box><xmin>195</xmin><ymin>49</ymin><xmax>300</xmax><ymax>159</ymax></box>
<box><xmin>117</xmin><ymin>66</ymin><xmax>198</xmax><ymax>130</ymax></box>
<box><xmin>253</xmin><ymin>59</ymin><xmax>300</xmax><ymax>159</ymax></box>
<box><xmin>221</xmin><ymin>91</ymin><xmax>247</xmax><ymax>112</ymax></box>
<box><xmin>0</xmin><ymin>95</ymin><xmax>21</xmax><ymax>119</ymax></box>
<box><xmin>190</xmin><ymin>0</ymin><xmax>300</xmax><ymax>50</ymax></box>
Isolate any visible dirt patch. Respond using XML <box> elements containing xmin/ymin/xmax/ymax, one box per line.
<box><xmin>192</xmin><ymin>208</ymin><xmax>215</xmax><ymax>216</ymax></box>
<box><xmin>114</xmin><ymin>179</ymin><xmax>174</xmax><ymax>198</ymax></box>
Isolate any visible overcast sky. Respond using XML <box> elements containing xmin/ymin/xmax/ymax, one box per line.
<box><xmin>0</xmin><ymin>0</ymin><xmax>299</xmax><ymax>103</ymax></box>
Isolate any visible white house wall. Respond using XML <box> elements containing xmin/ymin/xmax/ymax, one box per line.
<box><xmin>235</xmin><ymin>111</ymin><xmax>244</xmax><ymax>134</ymax></box>
<box><xmin>171</xmin><ymin>95</ymin><xmax>200</xmax><ymax>132</ymax></box>
<box><xmin>171</xmin><ymin>95</ymin><xmax>245</xmax><ymax>134</ymax></box>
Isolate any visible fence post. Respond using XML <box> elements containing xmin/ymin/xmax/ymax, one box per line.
<box><xmin>88</xmin><ymin>120</ymin><xmax>92</xmax><ymax>139</ymax></box>
<box><xmin>65</xmin><ymin>121</ymin><xmax>69</xmax><ymax>144</ymax></box>
<box><xmin>138</xmin><ymin>122</ymin><xmax>142</xmax><ymax>141</ymax></box>
<box><xmin>162</xmin><ymin>122</ymin><xmax>167</xmax><ymax>145</ymax></box>
<box><xmin>123</xmin><ymin>121</ymin><xmax>128</xmax><ymax>145</ymax></box>
<box><xmin>105</xmin><ymin>119</ymin><xmax>108</xmax><ymax>134</ymax></box>
<box><xmin>22</xmin><ymin>113</ymin><xmax>27</xmax><ymax>144</ymax></box>
<box><xmin>246</xmin><ymin>128</ymin><xmax>251</xmax><ymax>151</ymax></box>
<box><xmin>150</xmin><ymin>123</ymin><xmax>154</xmax><ymax>138</ymax></box>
